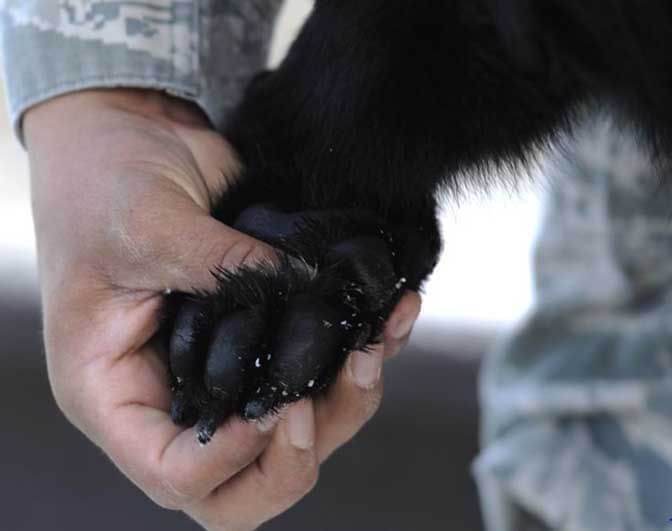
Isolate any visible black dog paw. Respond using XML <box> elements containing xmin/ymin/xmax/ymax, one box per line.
<box><xmin>162</xmin><ymin>205</ymin><xmax>408</xmax><ymax>444</ymax></box>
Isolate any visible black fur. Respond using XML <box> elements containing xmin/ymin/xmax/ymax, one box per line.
<box><xmin>163</xmin><ymin>0</ymin><xmax>672</xmax><ymax>442</ymax></box>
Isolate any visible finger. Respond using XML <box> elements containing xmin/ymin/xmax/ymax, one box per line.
<box><xmin>135</xmin><ymin>210</ymin><xmax>279</xmax><ymax>294</ymax></box>
<box><xmin>383</xmin><ymin>290</ymin><xmax>422</xmax><ymax>359</ymax></box>
<box><xmin>190</xmin><ymin>400</ymin><xmax>319</xmax><ymax>530</ymax></box>
<box><xmin>96</xmin><ymin>352</ymin><xmax>283</xmax><ymax>510</ymax></box>
<box><xmin>311</xmin><ymin>292</ymin><xmax>420</xmax><ymax>462</ymax></box>
<box><xmin>105</xmin><ymin>409</ymin><xmax>280</xmax><ymax>510</ymax></box>
<box><xmin>313</xmin><ymin>342</ymin><xmax>385</xmax><ymax>462</ymax></box>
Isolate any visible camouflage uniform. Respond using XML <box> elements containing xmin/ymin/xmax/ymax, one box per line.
<box><xmin>0</xmin><ymin>0</ymin><xmax>283</xmax><ymax>139</ymax></box>
<box><xmin>2</xmin><ymin>3</ymin><xmax>671</xmax><ymax>531</ymax></box>
<box><xmin>475</xmin><ymin>118</ymin><xmax>672</xmax><ymax>531</ymax></box>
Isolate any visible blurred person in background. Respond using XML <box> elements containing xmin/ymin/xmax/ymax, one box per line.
<box><xmin>476</xmin><ymin>119</ymin><xmax>672</xmax><ymax>530</ymax></box>
<box><xmin>0</xmin><ymin>2</ymin><xmax>420</xmax><ymax>530</ymax></box>
<box><xmin>2</xmin><ymin>2</ymin><xmax>672</xmax><ymax>531</ymax></box>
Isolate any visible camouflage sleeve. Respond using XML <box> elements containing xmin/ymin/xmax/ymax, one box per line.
<box><xmin>475</xmin><ymin>117</ymin><xmax>672</xmax><ymax>531</ymax></box>
<box><xmin>0</xmin><ymin>0</ymin><xmax>284</xmax><ymax>140</ymax></box>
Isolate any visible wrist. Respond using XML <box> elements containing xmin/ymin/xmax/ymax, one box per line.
<box><xmin>24</xmin><ymin>88</ymin><xmax>209</xmax><ymax>151</ymax></box>
<box><xmin>89</xmin><ymin>88</ymin><xmax>209</xmax><ymax>128</ymax></box>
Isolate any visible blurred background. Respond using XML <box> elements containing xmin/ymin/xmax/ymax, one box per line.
<box><xmin>0</xmin><ymin>2</ymin><xmax>543</xmax><ymax>530</ymax></box>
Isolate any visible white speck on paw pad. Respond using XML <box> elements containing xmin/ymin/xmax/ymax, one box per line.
<box><xmin>255</xmin><ymin>357</ymin><xmax>261</xmax><ymax>368</ymax></box>
<box><xmin>395</xmin><ymin>277</ymin><xmax>408</xmax><ymax>290</ymax></box>
<box><xmin>323</xmin><ymin>320</ymin><xmax>333</xmax><ymax>328</ymax></box>
<box><xmin>307</xmin><ymin>379</ymin><xmax>315</xmax><ymax>388</ymax></box>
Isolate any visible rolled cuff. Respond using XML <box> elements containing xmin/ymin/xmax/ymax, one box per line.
<box><xmin>1</xmin><ymin>1</ymin><xmax>203</xmax><ymax>142</ymax></box>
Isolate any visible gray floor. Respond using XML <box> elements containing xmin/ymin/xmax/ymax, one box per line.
<box><xmin>1</xmin><ymin>293</ymin><xmax>485</xmax><ymax>531</ymax></box>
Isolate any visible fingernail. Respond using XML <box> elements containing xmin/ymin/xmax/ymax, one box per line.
<box><xmin>287</xmin><ymin>401</ymin><xmax>315</xmax><ymax>450</ymax></box>
<box><xmin>391</xmin><ymin>313</ymin><xmax>416</xmax><ymax>340</ymax></box>
<box><xmin>255</xmin><ymin>413</ymin><xmax>281</xmax><ymax>433</ymax></box>
<box><xmin>349</xmin><ymin>350</ymin><xmax>382</xmax><ymax>389</ymax></box>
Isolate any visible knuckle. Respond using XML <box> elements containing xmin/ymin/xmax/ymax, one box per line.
<box><xmin>189</xmin><ymin>514</ymin><xmax>246</xmax><ymax>531</ymax></box>
<box><xmin>150</xmin><ymin>473</ymin><xmax>198</xmax><ymax>510</ymax></box>
<box><xmin>50</xmin><ymin>379</ymin><xmax>77</xmax><ymax>419</ymax></box>
<box><xmin>257</xmin><ymin>457</ymin><xmax>319</xmax><ymax>503</ymax></box>
<box><xmin>360</xmin><ymin>382</ymin><xmax>384</xmax><ymax>421</ymax></box>
<box><xmin>281</xmin><ymin>463</ymin><xmax>319</xmax><ymax>500</ymax></box>
<box><xmin>150</xmin><ymin>492</ymin><xmax>184</xmax><ymax>511</ymax></box>
<box><xmin>49</xmin><ymin>364</ymin><xmax>105</xmax><ymax>437</ymax></box>
<box><xmin>225</xmin><ymin>420</ymin><xmax>274</xmax><ymax>467</ymax></box>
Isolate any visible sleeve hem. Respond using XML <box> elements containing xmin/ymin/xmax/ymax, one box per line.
<box><xmin>12</xmin><ymin>76</ymin><xmax>200</xmax><ymax>145</ymax></box>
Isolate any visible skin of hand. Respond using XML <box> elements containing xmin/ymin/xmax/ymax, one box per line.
<box><xmin>23</xmin><ymin>88</ymin><xmax>422</xmax><ymax>530</ymax></box>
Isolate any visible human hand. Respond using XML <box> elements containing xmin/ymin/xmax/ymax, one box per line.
<box><xmin>24</xmin><ymin>89</ymin><xmax>421</xmax><ymax>530</ymax></box>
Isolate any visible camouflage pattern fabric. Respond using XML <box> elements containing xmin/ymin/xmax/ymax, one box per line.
<box><xmin>0</xmin><ymin>0</ymin><xmax>284</xmax><ymax>139</ymax></box>
<box><xmin>475</xmin><ymin>118</ymin><xmax>672</xmax><ymax>531</ymax></box>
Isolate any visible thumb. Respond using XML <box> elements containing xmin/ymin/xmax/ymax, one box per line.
<box><xmin>135</xmin><ymin>211</ymin><xmax>278</xmax><ymax>294</ymax></box>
